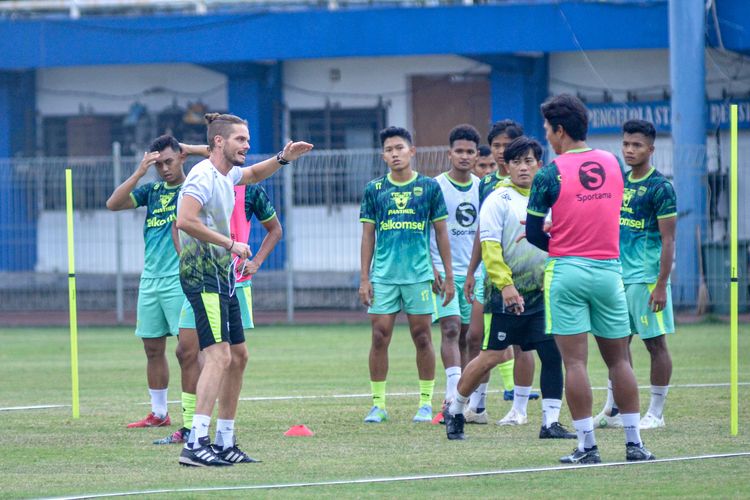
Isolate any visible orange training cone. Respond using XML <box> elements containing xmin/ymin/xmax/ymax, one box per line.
<box><xmin>284</xmin><ymin>424</ymin><xmax>314</xmax><ymax>437</ymax></box>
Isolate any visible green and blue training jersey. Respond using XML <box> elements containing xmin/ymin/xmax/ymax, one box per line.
<box><xmin>360</xmin><ymin>172</ymin><xmax>448</xmax><ymax>285</ymax></box>
<box><xmin>130</xmin><ymin>181</ymin><xmax>180</xmax><ymax>279</ymax></box>
<box><xmin>479</xmin><ymin>170</ymin><xmax>508</xmax><ymax>205</ymax></box>
<box><xmin>619</xmin><ymin>167</ymin><xmax>677</xmax><ymax>284</ymax></box>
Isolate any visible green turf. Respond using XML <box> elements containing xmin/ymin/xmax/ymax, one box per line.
<box><xmin>0</xmin><ymin>322</ymin><xmax>748</xmax><ymax>498</ymax></box>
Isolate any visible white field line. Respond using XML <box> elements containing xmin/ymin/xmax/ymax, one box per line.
<box><xmin>3</xmin><ymin>382</ymin><xmax>749</xmax><ymax>412</ymax></box>
<box><xmin>43</xmin><ymin>451</ymin><xmax>750</xmax><ymax>500</ymax></box>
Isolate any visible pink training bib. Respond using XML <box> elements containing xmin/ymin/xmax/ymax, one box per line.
<box><xmin>549</xmin><ymin>149</ymin><xmax>624</xmax><ymax>260</ymax></box>
<box><xmin>230</xmin><ymin>185</ymin><xmax>253</xmax><ymax>282</ymax></box>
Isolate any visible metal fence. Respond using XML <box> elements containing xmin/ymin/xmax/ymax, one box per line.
<box><xmin>0</xmin><ymin>143</ymin><xmax>747</xmax><ymax>325</ymax></box>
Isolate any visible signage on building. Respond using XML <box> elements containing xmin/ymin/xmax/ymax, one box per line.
<box><xmin>587</xmin><ymin>99</ymin><xmax>750</xmax><ymax>135</ymax></box>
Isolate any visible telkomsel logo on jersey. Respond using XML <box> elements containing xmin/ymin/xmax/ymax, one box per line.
<box><xmin>388</xmin><ymin>191</ymin><xmax>415</xmax><ymax>215</ymax></box>
<box><xmin>455</xmin><ymin>202</ymin><xmax>477</xmax><ymax>227</ymax></box>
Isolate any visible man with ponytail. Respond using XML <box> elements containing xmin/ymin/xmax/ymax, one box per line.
<box><xmin>176</xmin><ymin>113</ymin><xmax>312</xmax><ymax>467</ymax></box>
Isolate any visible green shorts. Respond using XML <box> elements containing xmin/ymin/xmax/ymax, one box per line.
<box><xmin>434</xmin><ymin>274</ymin><xmax>484</xmax><ymax>324</ymax></box>
<box><xmin>178</xmin><ymin>281</ymin><xmax>254</xmax><ymax>330</ymax></box>
<box><xmin>544</xmin><ymin>257</ymin><xmax>630</xmax><ymax>339</ymax></box>
<box><xmin>368</xmin><ymin>281</ymin><xmax>436</xmax><ymax>316</ymax></box>
<box><xmin>135</xmin><ymin>275</ymin><xmax>184</xmax><ymax>338</ymax></box>
<box><xmin>625</xmin><ymin>283</ymin><xmax>675</xmax><ymax>339</ymax></box>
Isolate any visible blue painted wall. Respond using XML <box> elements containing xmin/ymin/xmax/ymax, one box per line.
<box><xmin>0</xmin><ymin>3</ymin><xmax>671</xmax><ymax>70</ymax></box>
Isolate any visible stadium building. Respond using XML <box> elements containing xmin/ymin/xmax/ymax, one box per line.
<box><xmin>0</xmin><ymin>0</ymin><xmax>748</xmax><ymax>319</ymax></box>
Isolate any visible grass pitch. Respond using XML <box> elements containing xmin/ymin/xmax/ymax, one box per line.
<box><xmin>1</xmin><ymin>321</ymin><xmax>748</xmax><ymax>498</ymax></box>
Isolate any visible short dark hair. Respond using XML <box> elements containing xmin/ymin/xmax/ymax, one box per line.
<box><xmin>623</xmin><ymin>119</ymin><xmax>656</xmax><ymax>142</ymax></box>
<box><xmin>503</xmin><ymin>136</ymin><xmax>543</xmax><ymax>164</ymax></box>
<box><xmin>148</xmin><ymin>135</ymin><xmax>181</xmax><ymax>153</ymax></box>
<box><xmin>477</xmin><ymin>145</ymin><xmax>491</xmax><ymax>157</ymax></box>
<box><xmin>487</xmin><ymin>119</ymin><xmax>524</xmax><ymax>145</ymax></box>
<box><xmin>205</xmin><ymin>113</ymin><xmax>247</xmax><ymax>149</ymax></box>
<box><xmin>540</xmin><ymin>94</ymin><xmax>589</xmax><ymax>141</ymax></box>
<box><xmin>379</xmin><ymin>126</ymin><xmax>413</xmax><ymax>147</ymax></box>
<box><xmin>448</xmin><ymin>124</ymin><xmax>480</xmax><ymax>148</ymax></box>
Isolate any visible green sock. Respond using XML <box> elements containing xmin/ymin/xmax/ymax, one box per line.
<box><xmin>181</xmin><ymin>392</ymin><xmax>196</xmax><ymax>430</ymax></box>
<box><xmin>498</xmin><ymin>359</ymin><xmax>515</xmax><ymax>391</ymax></box>
<box><xmin>371</xmin><ymin>381</ymin><xmax>386</xmax><ymax>409</ymax></box>
<box><xmin>418</xmin><ymin>379</ymin><xmax>435</xmax><ymax>407</ymax></box>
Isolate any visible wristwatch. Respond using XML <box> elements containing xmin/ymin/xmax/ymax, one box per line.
<box><xmin>276</xmin><ymin>151</ymin><xmax>290</xmax><ymax>165</ymax></box>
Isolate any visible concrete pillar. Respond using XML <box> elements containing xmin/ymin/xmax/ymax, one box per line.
<box><xmin>669</xmin><ymin>0</ymin><xmax>706</xmax><ymax>305</ymax></box>
<box><xmin>484</xmin><ymin>54</ymin><xmax>548</xmax><ymax>141</ymax></box>
<box><xmin>0</xmin><ymin>70</ymin><xmax>37</xmax><ymax>271</ymax></box>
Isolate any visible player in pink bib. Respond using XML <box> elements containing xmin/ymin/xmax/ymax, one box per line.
<box><xmin>526</xmin><ymin>94</ymin><xmax>654</xmax><ymax>465</ymax></box>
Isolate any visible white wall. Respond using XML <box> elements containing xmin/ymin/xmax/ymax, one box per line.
<box><xmin>549</xmin><ymin>48</ymin><xmax>750</xmax><ymax>102</ymax></box>
<box><xmin>37</xmin><ymin>64</ymin><xmax>228</xmax><ymax>116</ymax></box>
<box><xmin>37</xmin><ymin>206</ymin><xmax>364</xmax><ymax>273</ymax></box>
<box><xmin>283</xmin><ymin>55</ymin><xmax>490</xmax><ymax>129</ymax></box>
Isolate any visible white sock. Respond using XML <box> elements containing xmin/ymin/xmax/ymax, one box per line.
<box><xmin>648</xmin><ymin>385</ymin><xmax>669</xmax><ymax>418</ymax></box>
<box><xmin>449</xmin><ymin>392</ymin><xmax>470</xmax><ymax>416</ymax></box>
<box><xmin>188</xmin><ymin>414</ymin><xmax>211</xmax><ymax>449</ymax></box>
<box><xmin>148</xmin><ymin>388</ymin><xmax>168</xmax><ymax>419</ymax></box>
<box><xmin>445</xmin><ymin>366</ymin><xmax>462</xmax><ymax>403</ymax></box>
<box><xmin>215</xmin><ymin>419</ymin><xmax>235</xmax><ymax>450</ymax></box>
<box><xmin>621</xmin><ymin>412</ymin><xmax>642</xmax><ymax>445</ymax></box>
<box><xmin>604</xmin><ymin>379</ymin><xmax>617</xmax><ymax>413</ymax></box>
<box><xmin>542</xmin><ymin>398</ymin><xmax>562</xmax><ymax>428</ymax></box>
<box><xmin>572</xmin><ymin>417</ymin><xmax>596</xmax><ymax>452</ymax></box>
<box><xmin>512</xmin><ymin>385</ymin><xmax>531</xmax><ymax>416</ymax></box>
<box><xmin>469</xmin><ymin>382</ymin><xmax>489</xmax><ymax>411</ymax></box>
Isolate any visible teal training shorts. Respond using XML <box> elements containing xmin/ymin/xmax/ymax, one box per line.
<box><xmin>625</xmin><ymin>283</ymin><xmax>675</xmax><ymax>339</ymax></box>
<box><xmin>178</xmin><ymin>281</ymin><xmax>254</xmax><ymax>330</ymax></box>
<box><xmin>135</xmin><ymin>275</ymin><xmax>184</xmax><ymax>338</ymax></box>
<box><xmin>544</xmin><ymin>257</ymin><xmax>630</xmax><ymax>339</ymax></box>
<box><xmin>434</xmin><ymin>274</ymin><xmax>485</xmax><ymax>324</ymax></box>
<box><xmin>368</xmin><ymin>281</ymin><xmax>436</xmax><ymax>315</ymax></box>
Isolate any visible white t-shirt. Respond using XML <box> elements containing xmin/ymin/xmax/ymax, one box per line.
<box><xmin>429</xmin><ymin>172</ymin><xmax>481</xmax><ymax>277</ymax></box>
<box><xmin>479</xmin><ymin>184</ymin><xmax>548</xmax><ymax>312</ymax></box>
<box><xmin>177</xmin><ymin>159</ymin><xmax>243</xmax><ymax>294</ymax></box>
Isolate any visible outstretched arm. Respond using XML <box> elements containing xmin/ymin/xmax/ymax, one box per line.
<box><xmin>240</xmin><ymin>141</ymin><xmax>314</xmax><ymax>185</ymax></box>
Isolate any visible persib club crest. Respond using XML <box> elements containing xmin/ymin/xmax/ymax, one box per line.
<box><xmin>160</xmin><ymin>193</ymin><xmax>175</xmax><ymax>210</ymax></box>
<box><xmin>622</xmin><ymin>188</ymin><xmax>635</xmax><ymax>208</ymax></box>
<box><xmin>391</xmin><ymin>191</ymin><xmax>412</xmax><ymax>210</ymax></box>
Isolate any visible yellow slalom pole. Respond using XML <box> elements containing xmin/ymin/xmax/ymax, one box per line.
<box><xmin>730</xmin><ymin>105</ymin><xmax>738</xmax><ymax>436</ymax></box>
<box><xmin>65</xmin><ymin>169</ymin><xmax>80</xmax><ymax>419</ymax></box>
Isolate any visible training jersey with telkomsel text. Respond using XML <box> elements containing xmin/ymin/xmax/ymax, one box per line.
<box><xmin>619</xmin><ymin>167</ymin><xmax>677</xmax><ymax>284</ymax></box>
<box><xmin>480</xmin><ymin>183</ymin><xmax>548</xmax><ymax>315</ymax></box>
<box><xmin>230</xmin><ymin>184</ymin><xmax>277</xmax><ymax>284</ymax></box>
<box><xmin>130</xmin><ymin>181</ymin><xmax>181</xmax><ymax>279</ymax></box>
<box><xmin>527</xmin><ymin>148</ymin><xmax>625</xmax><ymax>260</ymax></box>
<box><xmin>479</xmin><ymin>170</ymin><xmax>509</xmax><ymax>205</ymax></box>
<box><xmin>429</xmin><ymin>172</ymin><xmax>481</xmax><ymax>277</ymax></box>
<box><xmin>360</xmin><ymin>172</ymin><xmax>448</xmax><ymax>285</ymax></box>
<box><xmin>177</xmin><ymin>159</ymin><xmax>243</xmax><ymax>295</ymax></box>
